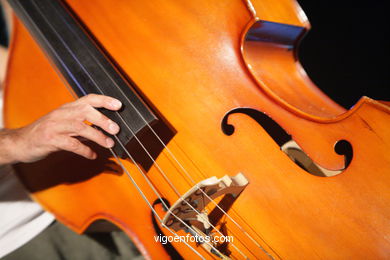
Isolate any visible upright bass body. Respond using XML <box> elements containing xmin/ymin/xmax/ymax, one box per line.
<box><xmin>4</xmin><ymin>0</ymin><xmax>390</xmax><ymax>259</ymax></box>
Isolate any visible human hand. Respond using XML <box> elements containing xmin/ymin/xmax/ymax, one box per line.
<box><xmin>0</xmin><ymin>94</ymin><xmax>121</xmax><ymax>164</ymax></box>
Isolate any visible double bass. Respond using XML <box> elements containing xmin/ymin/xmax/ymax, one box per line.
<box><xmin>3</xmin><ymin>0</ymin><xmax>390</xmax><ymax>258</ymax></box>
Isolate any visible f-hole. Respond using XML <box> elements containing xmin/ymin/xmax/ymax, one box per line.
<box><xmin>221</xmin><ymin>108</ymin><xmax>353</xmax><ymax>177</ymax></box>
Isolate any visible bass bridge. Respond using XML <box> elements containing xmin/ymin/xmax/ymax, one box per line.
<box><xmin>162</xmin><ymin>173</ymin><xmax>249</xmax><ymax>258</ymax></box>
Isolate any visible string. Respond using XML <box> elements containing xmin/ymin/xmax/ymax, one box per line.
<box><xmin>110</xmin><ymin>149</ymin><xmax>206</xmax><ymax>260</ymax></box>
<box><xmin>66</xmin><ymin>23</ymin><xmax>269</xmax><ymax>260</ymax></box>
<box><xmin>42</xmin><ymin>4</ymin><xmax>263</xmax><ymax>257</ymax></box>
<box><xmin>27</xmin><ymin>0</ymin><xmax>274</xmax><ymax>258</ymax></box>
<box><xmin>34</xmin><ymin>3</ymin><xmax>238</xmax><ymax>256</ymax></box>
<box><xmin>90</xmin><ymin>58</ymin><xmax>272</xmax><ymax>257</ymax></box>
<box><xmin>76</xmin><ymin>31</ymin><xmax>274</xmax><ymax>258</ymax></box>
<box><xmin>17</xmin><ymin>3</ymin><xmax>217</xmax><ymax>257</ymax></box>
<box><xmin>103</xmin><ymin>74</ymin><xmax>273</xmax><ymax>258</ymax></box>
<box><xmin>111</xmin><ymin>114</ymin><xmax>248</xmax><ymax>259</ymax></box>
<box><xmin>64</xmin><ymin>48</ymin><xmax>251</xmax><ymax>256</ymax></box>
<box><xmin>111</xmin><ymin>135</ymin><xmax>230</xmax><ymax>259</ymax></box>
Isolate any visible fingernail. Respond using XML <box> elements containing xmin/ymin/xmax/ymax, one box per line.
<box><xmin>106</xmin><ymin>138</ymin><xmax>115</xmax><ymax>148</ymax></box>
<box><xmin>109</xmin><ymin>122</ymin><xmax>119</xmax><ymax>134</ymax></box>
<box><xmin>111</xmin><ymin>99</ymin><xmax>122</xmax><ymax>109</ymax></box>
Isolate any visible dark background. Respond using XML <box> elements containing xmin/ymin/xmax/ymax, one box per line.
<box><xmin>1</xmin><ymin>1</ymin><xmax>389</xmax><ymax>108</ymax></box>
<box><xmin>297</xmin><ymin>0</ymin><xmax>389</xmax><ymax>108</ymax></box>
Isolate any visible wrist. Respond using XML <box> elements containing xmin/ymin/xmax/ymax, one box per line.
<box><xmin>0</xmin><ymin>128</ymin><xmax>26</xmax><ymax>165</ymax></box>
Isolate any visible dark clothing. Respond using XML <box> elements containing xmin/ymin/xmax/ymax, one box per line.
<box><xmin>2</xmin><ymin>221</ymin><xmax>143</xmax><ymax>260</ymax></box>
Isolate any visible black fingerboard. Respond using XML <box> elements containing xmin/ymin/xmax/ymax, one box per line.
<box><xmin>8</xmin><ymin>0</ymin><xmax>158</xmax><ymax>158</ymax></box>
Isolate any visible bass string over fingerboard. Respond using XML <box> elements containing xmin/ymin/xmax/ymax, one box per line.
<box><xmin>8</xmin><ymin>0</ymin><xmax>158</xmax><ymax>157</ymax></box>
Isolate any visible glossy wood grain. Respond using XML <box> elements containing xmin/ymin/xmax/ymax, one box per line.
<box><xmin>4</xmin><ymin>0</ymin><xmax>390</xmax><ymax>259</ymax></box>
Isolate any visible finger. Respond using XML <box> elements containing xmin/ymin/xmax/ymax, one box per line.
<box><xmin>57</xmin><ymin>137</ymin><xmax>97</xmax><ymax>160</ymax></box>
<box><xmin>77</xmin><ymin>124</ymin><xmax>115</xmax><ymax>148</ymax></box>
<box><xmin>83</xmin><ymin>107</ymin><xmax>120</xmax><ymax>135</ymax></box>
<box><xmin>78</xmin><ymin>94</ymin><xmax>122</xmax><ymax>111</ymax></box>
